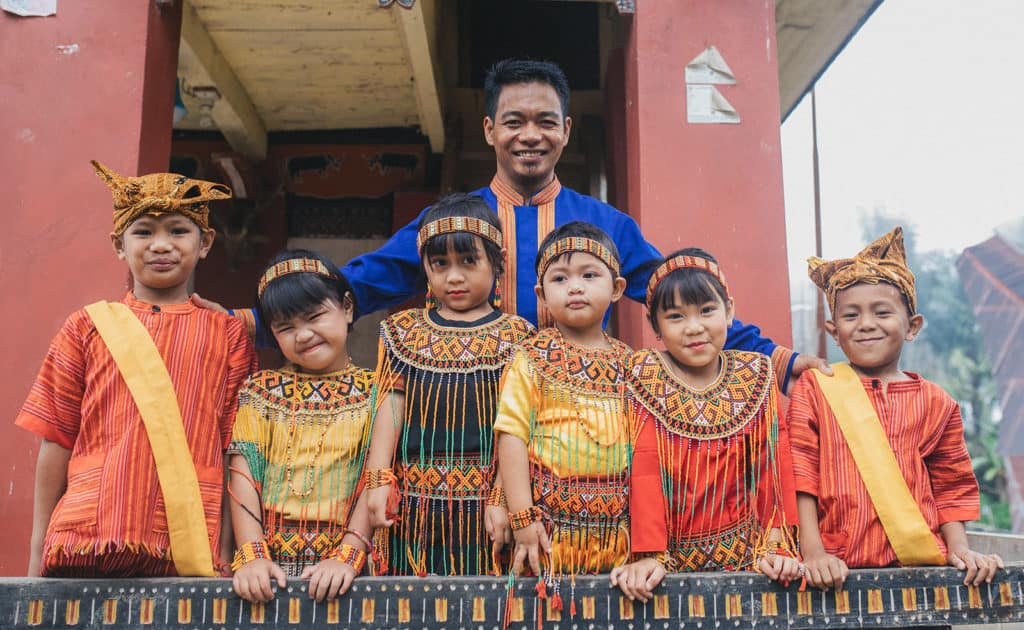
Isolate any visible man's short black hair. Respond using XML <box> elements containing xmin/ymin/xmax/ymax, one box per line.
<box><xmin>484</xmin><ymin>59</ymin><xmax>571</xmax><ymax>120</ymax></box>
<box><xmin>646</xmin><ymin>247</ymin><xmax>729</xmax><ymax>335</ymax></box>
<box><xmin>535</xmin><ymin>220</ymin><xmax>621</xmax><ymax>277</ymax></box>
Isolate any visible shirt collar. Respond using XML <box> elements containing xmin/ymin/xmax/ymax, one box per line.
<box><xmin>489</xmin><ymin>174</ymin><xmax>562</xmax><ymax>207</ymax></box>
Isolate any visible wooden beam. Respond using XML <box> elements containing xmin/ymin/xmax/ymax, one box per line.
<box><xmin>178</xmin><ymin>0</ymin><xmax>267</xmax><ymax>159</ymax></box>
<box><xmin>392</xmin><ymin>0</ymin><xmax>445</xmax><ymax>153</ymax></box>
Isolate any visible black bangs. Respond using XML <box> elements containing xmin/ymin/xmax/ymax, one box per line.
<box><xmin>417</xmin><ymin>192</ymin><xmax>505</xmax><ymax>275</ymax></box>
<box><xmin>256</xmin><ymin>249</ymin><xmax>356</xmax><ymax>343</ymax></box>
<box><xmin>647</xmin><ymin>269</ymin><xmax>729</xmax><ymax>333</ymax></box>
<box><xmin>420</xmin><ymin>231</ymin><xmax>505</xmax><ymax>275</ymax></box>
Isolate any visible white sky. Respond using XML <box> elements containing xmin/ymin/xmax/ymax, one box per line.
<box><xmin>782</xmin><ymin>0</ymin><xmax>1024</xmax><ymax>299</ymax></box>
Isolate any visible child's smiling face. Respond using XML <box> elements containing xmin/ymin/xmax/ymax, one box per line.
<box><xmin>112</xmin><ymin>212</ymin><xmax>213</xmax><ymax>304</ymax></box>
<box><xmin>655</xmin><ymin>287</ymin><xmax>734</xmax><ymax>387</ymax></box>
<box><xmin>825</xmin><ymin>282</ymin><xmax>923</xmax><ymax>379</ymax></box>
<box><xmin>270</xmin><ymin>297</ymin><xmax>354</xmax><ymax>374</ymax></box>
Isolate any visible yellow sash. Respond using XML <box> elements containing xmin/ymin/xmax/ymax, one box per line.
<box><xmin>812</xmin><ymin>363</ymin><xmax>945</xmax><ymax>566</ymax></box>
<box><xmin>84</xmin><ymin>301</ymin><xmax>217</xmax><ymax>576</ymax></box>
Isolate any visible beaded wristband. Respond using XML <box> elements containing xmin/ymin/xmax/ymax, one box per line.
<box><xmin>363</xmin><ymin>468</ymin><xmax>397</xmax><ymax>490</ymax></box>
<box><xmin>329</xmin><ymin>542</ymin><xmax>367</xmax><ymax>573</ymax></box>
<box><xmin>508</xmin><ymin>506</ymin><xmax>543</xmax><ymax>531</ymax></box>
<box><xmin>485</xmin><ymin>485</ymin><xmax>507</xmax><ymax>508</ymax></box>
<box><xmin>231</xmin><ymin>540</ymin><xmax>272</xmax><ymax>572</ymax></box>
<box><xmin>345</xmin><ymin>528</ymin><xmax>374</xmax><ymax>554</ymax></box>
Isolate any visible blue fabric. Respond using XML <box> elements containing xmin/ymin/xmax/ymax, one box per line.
<box><xmin>339</xmin><ymin>182</ymin><xmax>779</xmax><ymax>355</ymax></box>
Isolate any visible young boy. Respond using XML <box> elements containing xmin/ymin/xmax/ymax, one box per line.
<box><xmin>789</xmin><ymin>226</ymin><xmax>1002</xmax><ymax>590</ymax></box>
<box><xmin>17</xmin><ymin>161</ymin><xmax>256</xmax><ymax>577</ymax></box>
<box><xmin>495</xmin><ymin>222</ymin><xmax>631</xmax><ymax>607</ymax></box>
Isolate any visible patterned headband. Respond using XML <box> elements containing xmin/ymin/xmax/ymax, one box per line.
<box><xmin>646</xmin><ymin>255</ymin><xmax>730</xmax><ymax>307</ymax></box>
<box><xmin>416</xmin><ymin>216</ymin><xmax>503</xmax><ymax>252</ymax></box>
<box><xmin>258</xmin><ymin>258</ymin><xmax>335</xmax><ymax>297</ymax></box>
<box><xmin>537</xmin><ymin>237</ymin><xmax>621</xmax><ymax>278</ymax></box>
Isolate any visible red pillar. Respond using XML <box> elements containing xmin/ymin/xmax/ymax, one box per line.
<box><xmin>0</xmin><ymin>2</ymin><xmax>181</xmax><ymax>575</ymax></box>
<box><xmin>618</xmin><ymin>2</ymin><xmax>793</xmax><ymax>351</ymax></box>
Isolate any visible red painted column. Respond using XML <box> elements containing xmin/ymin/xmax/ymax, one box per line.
<box><xmin>0</xmin><ymin>2</ymin><xmax>181</xmax><ymax>575</ymax></box>
<box><xmin>618</xmin><ymin>2</ymin><xmax>793</xmax><ymax>351</ymax></box>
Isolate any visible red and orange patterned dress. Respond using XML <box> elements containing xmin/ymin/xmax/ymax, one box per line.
<box><xmin>17</xmin><ymin>293</ymin><xmax>255</xmax><ymax>576</ymax></box>
<box><xmin>627</xmin><ymin>349</ymin><xmax>797</xmax><ymax>571</ymax></box>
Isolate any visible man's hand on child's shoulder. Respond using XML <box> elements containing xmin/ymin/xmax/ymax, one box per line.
<box><xmin>801</xmin><ymin>550</ymin><xmax>849</xmax><ymax>591</ymax></box>
<box><xmin>610</xmin><ymin>558</ymin><xmax>665</xmax><ymax>603</ymax></box>
<box><xmin>190</xmin><ymin>293</ymin><xmax>229</xmax><ymax>314</ymax></box>
<box><xmin>789</xmin><ymin>354</ymin><xmax>832</xmax><ymax>392</ymax></box>
<box><xmin>301</xmin><ymin>559</ymin><xmax>358</xmax><ymax>602</ymax></box>
<box><xmin>948</xmin><ymin>547</ymin><xmax>1004</xmax><ymax>586</ymax></box>
<box><xmin>232</xmin><ymin>558</ymin><xmax>287</xmax><ymax>603</ymax></box>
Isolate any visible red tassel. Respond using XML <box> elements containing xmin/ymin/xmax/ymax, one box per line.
<box><xmin>535</xmin><ymin>580</ymin><xmax>547</xmax><ymax>599</ymax></box>
<box><xmin>551</xmin><ymin>593</ymin><xmax>563</xmax><ymax>611</ymax></box>
<box><xmin>569</xmin><ymin>598</ymin><xmax>577</xmax><ymax>617</ymax></box>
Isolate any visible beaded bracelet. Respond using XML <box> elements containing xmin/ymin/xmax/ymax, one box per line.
<box><xmin>231</xmin><ymin>540</ymin><xmax>272</xmax><ymax>572</ymax></box>
<box><xmin>485</xmin><ymin>485</ymin><xmax>507</xmax><ymax>508</ymax></box>
<box><xmin>363</xmin><ymin>468</ymin><xmax>397</xmax><ymax>490</ymax></box>
<box><xmin>508</xmin><ymin>506</ymin><xmax>543</xmax><ymax>531</ymax></box>
<box><xmin>345</xmin><ymin>528</ymin><xmax>374</xmax><ymax>554</ymax></box>
<box><xmin>329</xmin><ymin>542</ymin><xmax>367</xmax><ymax>573</ymax></box>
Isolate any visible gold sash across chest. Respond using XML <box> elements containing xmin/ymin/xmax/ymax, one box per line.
<box><xmin>812</xmin><ymin>363</ymin><xmax>945</xmax><ymax>566</ymax></box>
<box><xmin>85</xmin><ymin>301</ymin><xmax>216</xmax><ymax>576</ymax></box>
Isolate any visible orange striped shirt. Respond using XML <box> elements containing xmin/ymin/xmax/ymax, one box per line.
<box><xmin>788</xmin><ymin>371</ymin><xmax>979</xmax><ymax>568</ymax></box>
<box><xmin>17</xmin><ymin>293</ymin><xmax>256</xmax><ymax>576</ymax></box>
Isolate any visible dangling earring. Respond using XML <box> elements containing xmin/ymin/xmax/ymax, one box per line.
<box><xmin>493</xmin><ymin>275</ymin><xmax>503</xmax><ymax>310</ymax></box>
<box><xmin>426</xmin><ymin>283</ymin><xmax>438</xmax><ymax>310</ymax></box>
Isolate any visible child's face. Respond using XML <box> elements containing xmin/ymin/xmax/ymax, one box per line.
<box><xmin>423</xmin><ymin>238</ymin><xmax>496</xmax><ymax>318</ymax></box>
<box><xmin>271</xmin><ymin>297</ymin><xmax>354</xmax><ymax>374</ymax></box>
<box><xmin>655</xmin><ymin>288</ymin><xmax>734</xmax><ymax>381</ymax></box>
<box><xmin>825</xmin><ymin>282</ymin><xmax>923</xmax><ymax>377</ymax></box>
<box><xmin>110</xmin><ymin>213</ymin><xmax>213</xmax><ymax>303</ymax></box>
<box><xmin>536</xmin><ymin>251</ymin><xmax>625</xmax><ymax>334</ymax></box>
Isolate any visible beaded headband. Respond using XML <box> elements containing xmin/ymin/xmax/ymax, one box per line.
<box><xmin>646</xmin><ymin>255</ymin><xmax>730</xmax><ymax>307</ymax></box>
<box><xmin>537</xmin><ymin>237</ymin><xmax>621</xmax><ymax>278</ymax></box>
<box><xmin>416</xmin><ymin>216</ymin><xmax>503</xmax><ymax>252</ymax></box>
<box><xmin>258</xmin><ymin>258</ymin><xmax>335</xmax><ymax>297</ymax></box>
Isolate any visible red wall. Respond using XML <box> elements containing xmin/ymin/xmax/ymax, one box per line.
<box><xmin>619</xmin><ymin>2</ymin><xmax>794</xmax><ymax>350</ymax></box>
<box><xmin>0</xmin><ymin>2</ymin><xmax>181</xmax><ymax>575</ymax></box>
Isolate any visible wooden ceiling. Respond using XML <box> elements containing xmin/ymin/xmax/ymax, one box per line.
<box><xmin>174</xmin><ymin>0</ymin><xmax>881</xmax><ymax>159</ymax></box>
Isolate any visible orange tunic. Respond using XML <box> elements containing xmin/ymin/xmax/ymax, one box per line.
<box><xmin>628</xmin><ymin>350</ymin><xmax>797</xmax><ymax>571</ymax></box>
<box><xmin>17</xmin><ymin>293</ymin><xmax>256</xmax><ymax>576</ymax></box>
<box><xmin>788</xmin><ymin>371</ymin><xmax>980</xmax><ymax>568</ymax></box>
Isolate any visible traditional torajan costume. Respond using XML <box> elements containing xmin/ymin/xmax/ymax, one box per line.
<box><xmin>16</xmin><ymin>161</ymin><xmax>255</xmax><ymax>577</ymax></box>
<box><xmin>627</xmin><ymin>255</ymin><xmax>797</xmax><ymax>572</ymax></box>
<box><xmin>369</xmin><ymin>216</ymin><xmax>535</xmax><ymax>576</ymax></box>
<box><xmin>335</xmin><ymin>176</ymin><xmax>799</xmax><ymax>388</ymax></box>
<box><xmin>493</xmin><ymin>236</ymin><xmax>632</xmax><ymax>610</ymax></box>
<box><xmin>228</xmin><ymin>365</ymin><xmax>374</xmax><ymax>576</ymax></box>
<box><xmin>789</xmin><ymin>227</ymin><xmax>979</xmax><ymax>567</ymax></box>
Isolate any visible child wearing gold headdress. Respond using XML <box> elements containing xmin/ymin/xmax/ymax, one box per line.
<box><xmin>227</xmin><ymin>250</ymin><xmax>374</xmax><ymax>603</ymax></box>
<box><xmin>362</xmin><ymin>193</ymin><xmax>534</xmax><ymax>577</ymax></box>
<box><xmin>611</xmin><ymin>247</ymin><xmax>799</xmax><ymax>603</ymax></box>
<box><xmin>18</xmin><ymin>161</ymin><xmax>255</xmax><ymax>578</ymax></box>
<box><xmin>790</xmin><ymin>227</ymin><xmax>1001</xmax><ymax>590</ymax></box>
<box><xmin>495</xmin><ymin>221</ymin><xmax>633</xmax><ymax>613</ymax></box>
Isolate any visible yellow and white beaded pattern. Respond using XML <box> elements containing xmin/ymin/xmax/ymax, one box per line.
<box><xmin>258</xmin><ymin>258</ymin><xmax>335</xmax><ymax>297</ymax></box>
<box><xmin>416</xmin><ymin>216</ymin><xmax>503</xmax><ymax>252</ymax></box>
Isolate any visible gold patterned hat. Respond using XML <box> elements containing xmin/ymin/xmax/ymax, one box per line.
<box><xmin>808</xmin><ymin>226</ymin><xmax>917</xmax><ymax>314</ymax></box>
<box><xmin>91</xmin><ymin>160</ymin><xmax>231</xmax><ymax>235</ymax></box>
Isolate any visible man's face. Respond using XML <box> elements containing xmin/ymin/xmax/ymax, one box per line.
<box><xmin>484</xmin><ymin>82</ymin><xmax>572</xmax><ymax>195</ymax></box>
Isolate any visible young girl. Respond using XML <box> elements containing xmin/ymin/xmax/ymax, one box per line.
<box><xmin>495</xmin><ymin>221</ymin><xmax>632</xmax><ymax>610</ymax></box>
<box><xmin>362</xmin><ymin>193</ymin><xmax>534</xmax><ymax>576</ymax></box>
<box><xmin>611</xmin><ymin>248</ymin><xmax>800</xmax><ymax>602</ymax></box>
<box><xmin>229</xmin><ymin>250</ymin><xmax>374</xmax><ymax>603</ymax></box>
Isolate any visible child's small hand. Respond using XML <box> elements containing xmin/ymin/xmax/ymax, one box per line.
<box><xmin>802</xmin><ymin>551</ymin><xmax>849</xmax><ymax>591</ymax></box>
<box><xmin>609</xmin><ymin>558</ymin><xmax>665</xmax><ymax>602</ymax></box>
<box><xmin>948</xmin><ymin>547</ymin><xmax>1004</xmax><ymax>586</ymax></box>
<box><xmin>484</xmin><ymin>505</ymin><xmax>512</xmax><ymax>550</ymax></box>
<box><xmin>366</xmin><ymin>485</ymin><xmax>395</xmax><ymax>529</ymax></box>
<box><xmin>233</xmin><ymin>559</ymin><xmax>287</xmax><ymax>603</ymax></box>
<box><xmin>758</xmin><ymin>553</ymin><xmax>802</xmax><ymax>584</ymax></box>
<box><xmin>511</xmin><ymin>522</ymin><xmax>550</xmax><ymax>576</ymax></box>
<box><xmin>300</xmin><ymin>559</ymin><xmax>357</xmax><ymax>602</ymax></box>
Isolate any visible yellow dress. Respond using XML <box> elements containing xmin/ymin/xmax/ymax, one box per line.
<box><xmin>494</xmin><ymin>328</ymin><xmax>632</xmax><ymax>578</ymax></box>
<box><xmin>229</xmin><ymin>366</ymin><xmax>373</xmax><ymax>576</ymax></box>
